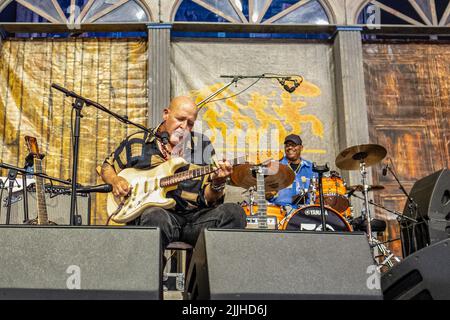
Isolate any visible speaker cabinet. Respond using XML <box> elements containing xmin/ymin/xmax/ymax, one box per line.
<box><xmin>0</xmin><ymin>226</ymin><xmax>161</xmax><ymax>299</ymax></box>
<box><xmin>402</xmin><ymin>169</ymin><xmax>450</xmax><ymax>256</ymax></box>
<box><xmin>382</xmin><ymin>239</ymin><xmax>450</xmax><ymax>300</ymax></box>
<box><xmin>185</xmin><ymin>229</ymin><xmax>382</xmax><ymax>300</ymax></box>
<box><xmin>1</xmin><ymin>191</ymin><xmax>90</xmax><ymax>225</ymax></box>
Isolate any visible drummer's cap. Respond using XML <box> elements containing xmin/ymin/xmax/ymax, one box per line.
<box><xmin>284</xmin><ymin>134</ymin><xmax>302</xmax><ymax>146</ymax></box>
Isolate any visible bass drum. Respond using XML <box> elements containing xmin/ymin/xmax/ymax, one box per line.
<box><xmin>281</xmin><ymin>205</ymin><xmax>352</xmax><ymax>232</ymax></box>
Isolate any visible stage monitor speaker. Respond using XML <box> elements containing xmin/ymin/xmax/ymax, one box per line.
<box><xmin>382</xmin><ymin>239</ymin><xmax>450</xmax><ymax>300</ymax></box>
<box><xmin>401</xmin><ymin>169</ymin><xmax>450</xmax><ymax>256</ymax></box>
<box><xmin>0</xmin><ymin>191</ymin><xmax>91</xmax><ymax>225</ymax></box>
<box><xmin>185</xmin><ymin>229</ymin><xmax>382</xmax><ymax>300</ymax></box>
<box><xmin>0</xmin><ymin>226</ymin><xmax>161</xmax><ymax>299</ymax></box>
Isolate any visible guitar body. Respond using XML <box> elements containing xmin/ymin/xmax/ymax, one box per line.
<box><xmin>106</xmin><ymin>157</ymin><xmax>189</xmax><ymax>223</ymax></box>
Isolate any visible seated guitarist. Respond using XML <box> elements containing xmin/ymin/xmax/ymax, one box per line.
<box><xmin>99</xmin><ymin>96</ymin><xmax>246</xmax><ymax>248</ymax></box>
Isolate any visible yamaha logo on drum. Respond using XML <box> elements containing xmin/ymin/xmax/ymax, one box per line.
<box><xmin>303</xmin><ymin>208</ymin><xmax>329</xmax><ymax>216</ymax></box>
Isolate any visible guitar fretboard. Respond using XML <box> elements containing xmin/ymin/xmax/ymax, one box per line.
<box><xmin>34</xmin><ymin>159</ymin><xmax>48</xmax><ymax>225</ymax></box>
<box><xmin>159</xmin><ymin>157</ymin><xmax>245</xmax><ymax>188</ymax></box>
<box><xmin>255</xmin><ymin>167</ymin><xmax>267</xmax><ymax>215</ymax></box>
<box><xmin>159</xmin><ymin>165</ymin><xmax>214</xmax><ymax>187</ymax></box>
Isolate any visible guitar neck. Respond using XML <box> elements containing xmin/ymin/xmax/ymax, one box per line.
<box><xmin>255</xmin><ymin>168</ymin><xmax>267</xmax><ymax>215</ymax></box>
<box><xmin>159</xmin><ymin>157</ymin><xmax>244</xmax><ymax>188</ymax></box>
<box><xmin>34</xmin><ymin>159</ymin><xmax>48</xmax><ymax>225</ymax></box>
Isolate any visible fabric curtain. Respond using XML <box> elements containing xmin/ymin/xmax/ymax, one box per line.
<box><xmin>0</xmin><ymin>38</ymin><xmax>148</xmax><ymax>224</ymax></box>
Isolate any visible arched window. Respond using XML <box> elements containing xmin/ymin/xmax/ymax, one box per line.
<box><xmin>173</xmin><ymin>0</ymin><xmax>331</xmax><ymax>25</ymax></box>
<box><xmin>0</xmin><ymin>0</ymin><xmax>151</xmax><ymax>36</ymax></box>
<box><xmin>357</xmin><ymin>0</ymin><xmax>450</xmax><ymax>26</ymax></box>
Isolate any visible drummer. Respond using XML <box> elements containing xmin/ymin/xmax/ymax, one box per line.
<box><xmin>267</xmin><ymin>134</ymin><xmax>317</xmax><ymax>207</ymax></box>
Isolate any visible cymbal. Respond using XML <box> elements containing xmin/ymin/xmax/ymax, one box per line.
<box><xmin>230</xmin><ymin>161</ymin><xmax>295</xmax><ymax>192</ymax></box>
<box><xmin>347</xmin><ymin>184</ymin><xmax>385</xmax><ymax>193</ymax></box>
<box><xmin>335</xmin><ymin>144</ymin><xmax>387</xmax><ymax>170</ymax></box>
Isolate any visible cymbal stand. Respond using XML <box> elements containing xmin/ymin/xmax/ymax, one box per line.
<box><xmin>371</xmin><ymin>237</ymin><xmax>401</xmax><ymax>271</ymax></box>
<box><xmin>359</xmin><ymin>161</ymin><xmax>400</xmax><ymax>270</ymax></box>
<box><xmin>359</xmin><ymin>161</ymin><xmax>373</xmax><ymax>243</ymax></box>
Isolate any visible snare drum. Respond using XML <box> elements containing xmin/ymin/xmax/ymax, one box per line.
<box><xmin>314</xmin><ymin>171</ymin><xmax>350</xmax><ymax>213</ymax></box>
<box><xmin>241</xmin><ymin>203</ymin><xmax>286</xmax><ymax>226</ymax></box>
<box><xmin>280</xmin><ymin>205</ymin><xmax>352</xmax><ymax>232</ymax></box>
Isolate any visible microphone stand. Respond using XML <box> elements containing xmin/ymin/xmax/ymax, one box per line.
<box><xmin>51</xmin><ymin>84</ymin><xmax>154</xmax><ymax>226</ymax></box>
<box><xmin>350</xmin><ymin>193</ymin><xmax>417</xmax><ymax>223</ymax></box>
<box><xmin>312</xmin><ymin>163</ymin><xmax>330</xmax><ymax>231</ymax></box>
<box><xmin>385</xmin><ymin>159</ymin><xmax>421</xmax><ymax>255</ymax></box>
<box><xmin>4</xmin><ymin>169</ymin><xmax>18</xmax><ymax>225</ymax></box>
<box><xmin>386</xmin><ymin>160</ymin><xmax>418</xmax><ymax>217</ymax></box>
<box><xmin>196</xmin><ymin>76</ymin><xmax>241</xmax><ymax>110</ymax></box>
<box><xmin>197</xmin><ymin>74</ymin><xmax>302</xmax><ymax>110</ymax></box>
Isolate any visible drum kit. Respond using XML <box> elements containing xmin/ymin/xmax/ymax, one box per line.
<box><xmin>231</xmin><ymin>143</ymin><xmax>402</xmax><ymax>270</ymax></box>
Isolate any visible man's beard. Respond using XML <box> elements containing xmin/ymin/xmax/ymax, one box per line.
<box><xmin>170</xmin><ymin>130</ymin><xmax>191</xmax><ymax>157</ymax></box>
<box><xmin>171</xmin><ymin>129</ymin><xmax>188</xmax><ymax>145</ymax></box>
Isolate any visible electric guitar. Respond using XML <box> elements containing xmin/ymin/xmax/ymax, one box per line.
<box><xmin>24</xmin><ymin>136</ymin><xmax>56</xmax><ymax>225</ymax></box>
<box><xmin>106</xmin><ymin>156</ymin><xmax>246</xmax><ymax>223</ymax></box>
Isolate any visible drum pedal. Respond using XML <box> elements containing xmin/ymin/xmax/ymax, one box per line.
<box><xmin>246</xmin><ymin>215</ymin><xmax>278</xmax><ymax>230</ymax></box>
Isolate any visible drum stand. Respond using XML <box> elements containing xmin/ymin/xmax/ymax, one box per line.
<box><xmin>358</xmin><ymin>161</ymin><xmax>400</xmax><ymax>270</ymax></box>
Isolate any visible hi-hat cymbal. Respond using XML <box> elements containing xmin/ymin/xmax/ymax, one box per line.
<box><xmin>230</xmin><ymin>161</ymin><xmax>295</xmax><ymax>192</ymax></box>
<box><xmin>347</xmin><ymin>184</ymin><xmax>385</xmax><ymax>193</ymax></box>
<box><xmin>335</xmin><ymin>144</ymin><xmax>387</xmax><ymax>170</ymax></box>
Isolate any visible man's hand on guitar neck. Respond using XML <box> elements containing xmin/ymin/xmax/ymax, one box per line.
<box><xmin>210</xmin><ymin>159</ymin><xmax>232</xmax><ymax>186</ymax></box>
<box><xmin>205</xmin><ymin>160</ymin><xmax>232</xmax><ymax>204</ymax></box>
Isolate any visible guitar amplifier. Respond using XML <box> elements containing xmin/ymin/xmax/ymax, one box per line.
<box><xmin>0</xmin><ymin>189</ymin><xmax>91</xmax><ymax>225</ymax></box>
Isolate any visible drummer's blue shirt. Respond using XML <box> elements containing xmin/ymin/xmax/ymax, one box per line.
<box><xmin>268</xmin><ymin>157</ymin><xmax>317</xmax><ymax>206</ymax></box>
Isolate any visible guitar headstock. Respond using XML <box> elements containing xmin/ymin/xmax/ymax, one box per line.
<box><xmin>25</xmin><ymin>136</ymin><xmax>44</xmax><ymax>160</ymax></box>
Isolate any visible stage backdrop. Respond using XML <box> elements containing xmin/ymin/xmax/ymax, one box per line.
<box><xmin>0</xmin><ymin>38</ymin><xmax>148</xmax><ymax>225</ymax></box>
<box><xmin>364</xmin><ymin>43</ymin><xmax>450</xmax><ymax>257</ymax></box>
<box><xmin>171</xmin><ymin>39</ymin><xmax>339</xmax><ymax>201</ymax></box>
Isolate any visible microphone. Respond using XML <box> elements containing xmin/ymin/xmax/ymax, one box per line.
<box><xmin>278</xmin><ymin>78</ymin><xmax>299</xmax><ymax>93</ymax></box>
<box><xmin>77</xmin><ymin>184</ymin><xmax>112</xmax><ymax>194</ymax></box>
<box><xmin>159</xmin><ymin>131</ymin><xmax>170</xmax><ymax>145</ymax></box>
<box><xmin>382</xmin><ymin>162</ymin><xmax>389</xmax><ymax>176</ymax></box>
